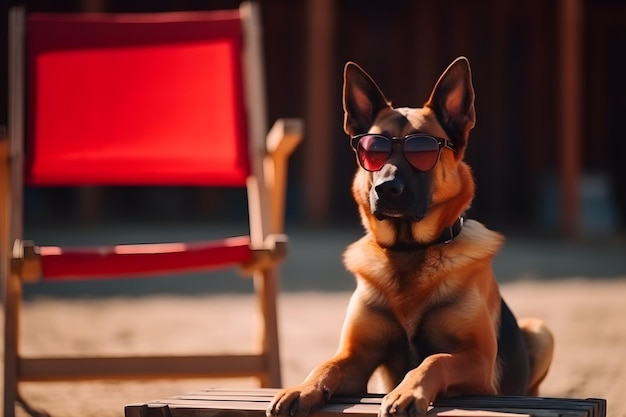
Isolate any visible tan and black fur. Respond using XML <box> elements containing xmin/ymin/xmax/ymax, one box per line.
<box><xmin>267</xmin><ymin>57</ymin><xmax>554</xmax><ymax>417</ymax></box>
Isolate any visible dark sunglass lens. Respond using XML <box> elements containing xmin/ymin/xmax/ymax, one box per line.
<box><xmin>358</xmin><ymin>135</ymin><xmax>390</xmax><ymax>171</ymax></box>
<box><xmin>403</xmin><ymin>136</ymin><xmax>439</xmax><ymax>171</ymax></box>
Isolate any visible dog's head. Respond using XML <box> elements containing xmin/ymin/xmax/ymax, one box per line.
<box><xmin>343</xmin><ymin>57</ymin><xmax>476</xmax><ymax>249</ymax></box>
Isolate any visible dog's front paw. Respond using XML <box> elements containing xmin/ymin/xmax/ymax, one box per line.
<box><xmin>267</xmin><ymin>385</ymin><xmax>331</xmax><ymax>417</ymax></box>
<box><xmin>379</xmin><ymin>387</ymin><xmax>430</xmax><ymax>417</ymax></box>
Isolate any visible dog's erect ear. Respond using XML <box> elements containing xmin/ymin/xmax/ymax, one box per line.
<box><xmin>425</xmin><ymin>57</ymin><xmax>476</xmax><ymax>152</ymax></box>
<box><xmin>343</xmin><ymin>62</ymin><xmax>390</xmax><ymax>136</ymax></box>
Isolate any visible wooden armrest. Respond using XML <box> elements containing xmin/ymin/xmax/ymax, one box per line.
<box><xmin>240</xmin><ymin>233</ymin><xmax>288</xmax><ymax>276</ymax></box>
<box><xmin>266</xmin><ymin>118</ymin><xmax>303</xmax><ymax>160</ymax></box>
<box><xmin>264</xmin><ymin>118</ymin><xmax>303</xmax><ymax>234</ymax></box>
<box><xmin>11</xmin><ymin>240</ymin><xmax>39</xmax><ymax>282</ymax></box>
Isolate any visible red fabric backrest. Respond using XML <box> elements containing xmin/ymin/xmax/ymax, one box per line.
<box><xmin>25</xmin><ymin>10</ymin><xmax>251</xmax><ymax>186</ymax></box>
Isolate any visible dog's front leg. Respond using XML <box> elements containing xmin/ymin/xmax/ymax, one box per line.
<box><xmin>268</xmin><ymin>292</ymin><xmax>398</xmax><ymax>417</ymax></box>
<box><xmin>379</xmin><ymin>350</ymin><xmax>497</xmax><ymax>416</ymax></box>
<box><xmin>267</xmin><ymin>355</ymin><xmax>369</xmax><ymax>417</ymax></box>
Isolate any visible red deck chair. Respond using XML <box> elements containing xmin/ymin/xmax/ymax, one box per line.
<box><xmin>2</xmin><ymin>3</ymin><xmax>302</xmax><ymax>416</ymax></box>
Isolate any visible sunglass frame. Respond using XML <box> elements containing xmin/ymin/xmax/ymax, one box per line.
<box><xmin>350</xmin><ymin>133</ymin><xmax>456</xmax><ymax>172</ymax></box>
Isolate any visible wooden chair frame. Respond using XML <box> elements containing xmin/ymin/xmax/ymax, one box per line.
<box><xmin>2</xmin><ymin>4</ymin><xmax>302</xmax><ymax>417</ymax></box>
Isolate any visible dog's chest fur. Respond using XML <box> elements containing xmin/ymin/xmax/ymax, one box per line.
<box><xmin>343</xmin><ymin>220</ymin><xmax>504</xmax><ymax>357</ymax></box>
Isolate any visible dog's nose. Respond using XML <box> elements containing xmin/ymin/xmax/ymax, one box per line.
<box><xmin>375</xmin><ymin>177</ymin><xmax>404</xmax><ymax>198</ymax></box>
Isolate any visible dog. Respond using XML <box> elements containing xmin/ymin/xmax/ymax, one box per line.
<box><xmin>267</xmin><ymin>57</ymin><xmax>554</xmax><ymax>417</ymax></box>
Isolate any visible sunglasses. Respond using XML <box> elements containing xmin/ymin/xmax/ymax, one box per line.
<box><xmin>350</xmin><ymin>133</ymin><xmax>455</xmax><ymax>172</ymax></box>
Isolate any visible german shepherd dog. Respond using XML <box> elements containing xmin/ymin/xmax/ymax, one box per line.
<box><xmin>267</xmin><ymin>57</ymin><xmax>554</xmax><ymax>417</ymax></box>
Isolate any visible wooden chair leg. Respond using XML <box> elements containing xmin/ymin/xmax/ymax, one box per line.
<box><xmin>2</xmin><ymin>138</ymin><xmax>17</xmax><ymax>417</ymax></box>
<box><xmin>257</xmin><ymin>119</ymin><xmax>301</xmax><ymax>388</ymax></box>
<box><xmin>3</xmin><ymin>268</ymin><xmax>21</xmax><ymax>417</ymax></box>
<box><xmin>253</xmin><ymin>268</ymin><xmax>281</xmax><ymax>388</ymax></box>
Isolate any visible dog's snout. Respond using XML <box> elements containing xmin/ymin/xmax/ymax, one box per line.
<box><xmin>375</xmin><ymin>177</ymin><xmax>404</xmax><ymax>198</ymax></box>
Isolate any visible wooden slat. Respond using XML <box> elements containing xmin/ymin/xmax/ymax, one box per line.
<box><xmin>159</xmin><ymin>399</ymin><xmax>380</xmax><ymax>414</ymax></box>
<box><xmin>170</xmin><ymin>395</ymin><xmax>276</xmax><ymax>404</ymax></box>
<box><xmin>434</xmin><ymin>396</ymin><xmax>604</xmax><ymax>417</ymax></box>
<box><xmin>19</xmin><ymin>355</ymin><xmax>267</xmax><ymax>381</ymax></box>
<box><xmin>303</xmin><ymin>0</ymin><xmax>335</xmax><ymax>226</ymax></box>
<box><xmin>181</xmin><ymin>388</ymin><xmax>280</xmax><ymax>397</ymax></box>
<box><xmin>558</xmin><ymin>0</ymin><xmax>584</xmax><ymax>237</ymax></box>
<box><xmin>435</xmin><ymin>410</ymin><xmax>530</xmax><ymax>417</ymax></box>
<box><xmin>125</xmin><ymin>389</ymin><xmax>606</xmax><ymax>417</ymax></box>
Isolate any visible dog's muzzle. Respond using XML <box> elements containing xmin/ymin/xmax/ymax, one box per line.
<box><xmin>370</xmin><ymin>164</ymin><xmax>431</xmax><ymax>221</ymax></box>
<box><xmin>371</xmin><ymin>178</ymin><xmax>427</xmax><ymax>221</ymax></box>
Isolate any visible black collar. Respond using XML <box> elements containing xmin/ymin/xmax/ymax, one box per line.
<box><xmin>388</xmin><ymin>214</ymin><xmax>465</xmax><ymax>252</ymax></box>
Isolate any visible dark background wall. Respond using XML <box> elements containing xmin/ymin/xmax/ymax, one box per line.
<box><xmin>2</xmin><ymin>0</ymin><xmax>625</xmax><ymax>235</ymax></box>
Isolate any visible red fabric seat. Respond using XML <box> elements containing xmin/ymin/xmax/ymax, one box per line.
<box><xmin>26</xmin><ymin>11</ymin><xmax>250</xmax><ymax>186</ymax></box>
<box><xmin>38</xmin><ymin>236</ymin><xmax>252</xmax><ymax>280</ymax></box>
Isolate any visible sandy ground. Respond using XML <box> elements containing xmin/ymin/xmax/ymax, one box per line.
<box><xmin>1</xmin><ymin>278</ymin><xmax>624</xmax><ymax>417</ymax></box>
